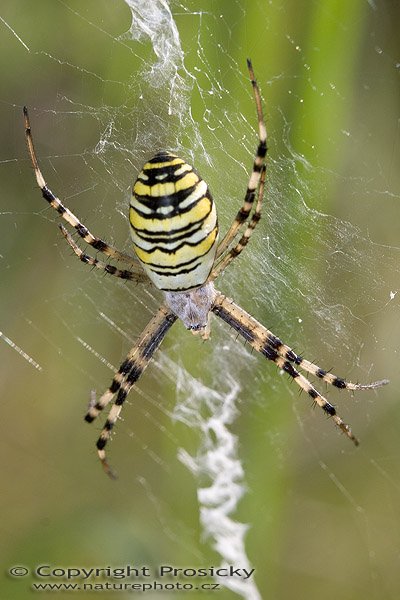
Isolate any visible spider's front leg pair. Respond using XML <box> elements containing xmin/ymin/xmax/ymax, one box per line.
<box><xmin>211</xmin><ymin>294</ymin><xmax>389</xmax><ymax>446</ymax></box>
<box><xmin>85</xmin><ymin>305</ymin><xmax>177</xmax><ymax>478</ymax></box>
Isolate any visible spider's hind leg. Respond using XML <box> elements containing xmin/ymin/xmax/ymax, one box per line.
<box><xmin>215</xmin><ymin>60</ymin><xmax>267</xmax><ymax>260</ymax></box>
<box><xmin>60</xmin><ymin>225</ymin><xmax>147</xmax><ymax>282</ymax></box>
<box><xmin>211</xmin><ymin>164</ymin><xmax>266</xmax><ymax>280</ymax></box>
<box><xmin>23</xmin><ymin>106</ymin><xmax>144</xmax><ymax>271</ymax></box>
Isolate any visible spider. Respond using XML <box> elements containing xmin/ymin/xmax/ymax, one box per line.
<box><xmin>24</xmin><ymin>60</ymin><xmax>388</xmax><ymax>478</ymax></box>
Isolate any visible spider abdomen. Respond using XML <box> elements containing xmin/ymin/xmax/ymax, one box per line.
<box><xmin>130</xmin><ymin>152</ymin><xmax>218</xmax><ymax>291</ymax></box>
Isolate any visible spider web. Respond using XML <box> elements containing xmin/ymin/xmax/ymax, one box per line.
<box><xmin>1</xmin><ymin>1</ymin><xmax>400</xmax><ymax>599</ymax></box>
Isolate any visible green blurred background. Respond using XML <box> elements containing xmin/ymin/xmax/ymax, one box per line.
<box><xmin>1</xmin><ymin>1</ymin><xmax>399</xmax><ymax>599</ymax></box>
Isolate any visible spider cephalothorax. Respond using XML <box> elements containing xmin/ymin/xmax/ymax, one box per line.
<box><xmin>24</xmin><ymin>60</ymin><xmax>388</xmax><ymax>478</ymax></box>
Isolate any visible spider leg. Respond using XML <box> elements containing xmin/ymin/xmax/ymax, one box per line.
<box><xmin>261</xmin><ymin>330</ymin><xmax>389</xmax><ymax>391</ymax></box>
<box><xmin>84</xmin><ymin>304</ymin><xmax>177</xmax><ymax>478</ymax></box>
<box><xmin>60</xmin><ymin>225</ymin><xmax>147</xmax><ymax>282</ymax></box>
<box><xmin>216</xmin><ymin>59</ymin><xmax>267</xmax><ymax>260</ymax></box>
<box><xmin>23</xmin><ymin>106</ymin><xmax>144</xmax><ymax>271</ymax></box>
<box><xmin>210</xmin><ymin>164</ymin><xmax>266</xmax><ymax>280</ymax></box>
<box><xmin>212</xmin><ymin>293</ymin><xmax>388</xmax><ymax>444</ymax></box>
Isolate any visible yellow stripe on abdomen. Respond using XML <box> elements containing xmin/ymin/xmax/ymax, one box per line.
<box><xmin>130</xmin><ymin>152</ymin><xmax>218</xmax><ymax>291</ymax></box>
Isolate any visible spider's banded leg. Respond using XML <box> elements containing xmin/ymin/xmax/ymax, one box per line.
<box><xmin>23</xmin><ymin>107</ymin><xmax>144</xmax><ymax>271</ymax></box>
<box><xmin>84</xmin><ymin>305</ymin><xmax>176</xmax><ymax>423</ymax></box>
<box><xmin>263</xmin><ymin>331</ymin><xmax>389</xmax><ymax>391</ymax></box>
<box><xmin>60</xmin><ymin>226</ymin><xmax>147</xmax><ymax>283</ymax></box>
<box><xmin>210</xmin><ymin>164</ymin><xmax>266</xmax><ymax>280</ymax></box>
<box><xmin>216</xmin><ymin>59</ymin><xmax>267</xmax><ymax>259</ymax></box>
<box><xmin>212</xmin><ymin>293</ymin><xmax>388</xmax><ymax>445</ymax></box>
<box><xmin>212</xmin><ymin>294</ymin><xmax>388</xmax><ymax>392</ymax></box>
<box><xmin>85</xmin><ymin>304</ymin><xmax>177</xmax><ymax>478</ymax></box>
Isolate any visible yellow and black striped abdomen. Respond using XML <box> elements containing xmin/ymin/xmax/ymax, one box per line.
<box><xmin>130</xmin><ymin>152</ymin><xmax>218</xmax><ymax>291</ymax></box>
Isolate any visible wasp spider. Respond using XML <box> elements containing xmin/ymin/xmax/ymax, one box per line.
<box><xmin>24</xmin><ymin>60</ymin><xmax>388</xmax><ymax>478</ymax></box>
